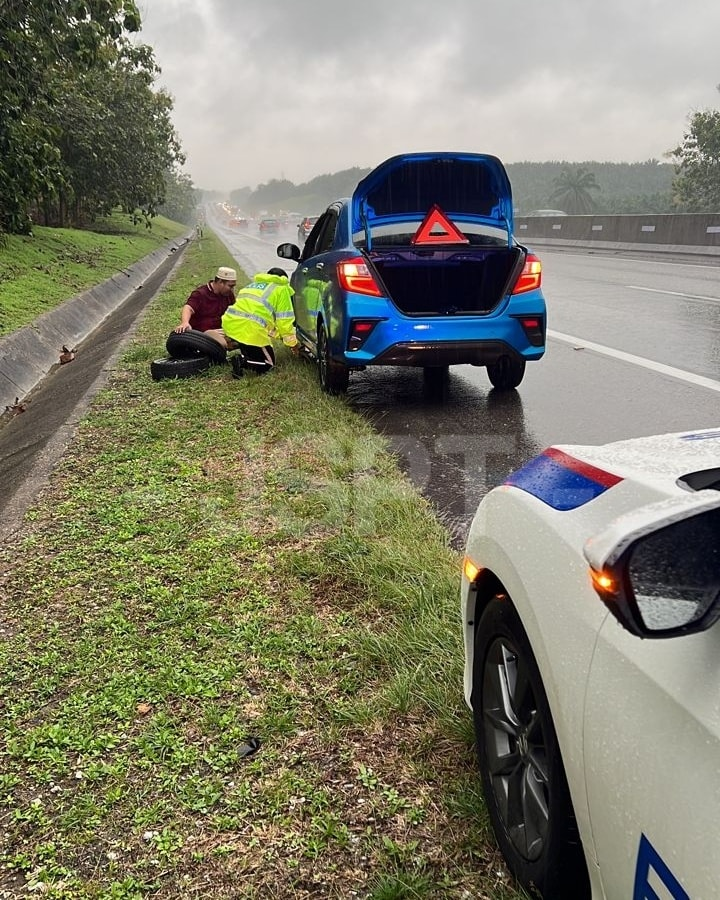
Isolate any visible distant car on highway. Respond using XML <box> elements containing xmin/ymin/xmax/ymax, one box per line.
<box><xmin>277</xmin><ymin>151</ymin><xmax>546</xmax><ymax>395</ymax></box>
<box><xmin>461</xmin><ymin>426</ymin><xmax>720</xmax><ymax>899</ymax></box>
<box><xmin>297</xmin><ymin>216</ymin><xmax>319</xmax><ymax>243</ymax></box>
<box><xmin>259</xmin><ymin>218</ymin><xmax>280</xmax><ymax>235</ymax></box>
<box><xmin>231</xmin><ymin>217</ymin><xmax>248</xmax><ymax>229</ymax></box>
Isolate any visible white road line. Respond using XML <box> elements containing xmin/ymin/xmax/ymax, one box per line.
<box><xmin>627</xmin><ymin>285</ymin><xmax>720</xmax><ymax>304</ymax></box>
<box><xmin>548</xmin><ymin>330</ymin><xmax>720</xmax><ymax>393</ymax></box>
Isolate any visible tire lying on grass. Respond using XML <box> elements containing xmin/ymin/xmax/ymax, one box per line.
<box><xmin>150</xmin><ymin>356</ymin><xmax>211</xmax><ymax>381</ymax></box>
<box><xmin>166</xmin><ymin>329</ymin><xmax>227</xmax><ymax>364</ymax></box>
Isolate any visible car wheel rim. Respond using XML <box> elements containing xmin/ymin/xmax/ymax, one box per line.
<box><xmin>318</xmin><ymin>328</ymin><xmax>328</xmax><ymax>385</ymax></box>
<box><xmin>482</xmin><ymin>637</ymin><xmax>550</xmax><ymax>862</ymax></box>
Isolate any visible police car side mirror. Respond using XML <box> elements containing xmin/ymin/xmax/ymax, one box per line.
<box><xmin>584</xmin><ymin>496</ymin><xmax>720</xmax><ymax>638</ymax></box>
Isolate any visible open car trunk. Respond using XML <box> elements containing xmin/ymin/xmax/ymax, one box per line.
<box><xmin>366</xmin><ymin>245</ymin><xmax>525</xmax><ymax>316</ymax></box>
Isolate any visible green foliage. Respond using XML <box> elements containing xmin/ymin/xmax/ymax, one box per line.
<box><xmin>242</xmin><ymin>167</ymin><xmax>373</xmax><ymax>215</ymax></box>
<box><xmin>47</xmin><ymin>46</ymin><xmax>185</xmax><ymax>224</ymax></box>
<box><xmin>159</xmin><ymin>171</ymin><xmax>201</xmax><ymax>226</ymax></box>
<box><xmin>549</xmin><ymin>166</ymin><xmax>600</xmax><ymax>213</ymax></box>
<box><xmin>670</xmin><ymin>97</ymin><xmax>720</xmax><ymax>211</ymax></box>
<box><xmin>229</xmin><ymin>161</ymin><xmax>676</xmax><ymax>218</ymax></box>
<box><xmin>508</xmin><ymin>160</ymin><xmax>675</xmax><ymax>215</ymax></box>
<box><xmin>0</xmin><ymin>212</ymin><xmax>186</xmax><ymax>336</ymax></box>
<box><xmin>0</xmin><ymin>0</ymin><xmax>188</xmax><ymax>236</ymax></box>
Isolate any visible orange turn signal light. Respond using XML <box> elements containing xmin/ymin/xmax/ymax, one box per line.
<box><xmin>590</xmin><ymin>567</ymin><xmax>618</xmax><ymax>595</ymax></box>
<box><xmin>463</xmin><ymin>556</ymin><xmax>481</xmax><ymax>583</ymax></box>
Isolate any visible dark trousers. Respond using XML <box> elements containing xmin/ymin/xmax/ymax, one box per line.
<box><xmin>235</xmin><ymin>343</ymin><xmax>275</xmax><ymax>374</ymax></box>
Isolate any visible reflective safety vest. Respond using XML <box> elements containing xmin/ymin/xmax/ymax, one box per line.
<box><xmin>221</xmin><ymin>273</ymin><xmax>298</xmax><ymax>348</ymax></box>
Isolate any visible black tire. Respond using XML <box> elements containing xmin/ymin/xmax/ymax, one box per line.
<box><xmin>486</xmin><ymin>356</ymin><xmax>526</xmax><ymax>390</ymax></box>
<box><xmin>150</xmin><ymin>356</ymin><xmax>211</xmax><ymax>381</ymax></box>
<box><xmin>317</xmin><ymin>323</ymin><xmax>349</xmax><ymax>395</ymax></box>
<box><xmin>166</xmin><ymin>330</ymin><xmax>227</xmax><ymax>364</ymax></box>
<box><xmin>472</xmin><ymin>598</ymin><xmax>589</xmax><ymax>899</ymax></box>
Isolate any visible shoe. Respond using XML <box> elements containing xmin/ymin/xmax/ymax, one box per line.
<box><xmin>231</xmin><ymin>355</ymin><xmax>246</xmax><ymax>379</ymax></box>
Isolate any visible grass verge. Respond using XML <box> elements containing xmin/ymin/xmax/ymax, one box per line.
<box><xmin>0</xmin><ymin>213</ymin><xmax>187</xmax><ymax>337</ymax></box>
<box><xmin>0</xmin><ymin>229</ymin><xmax>528</xmax><ymax>899</ymax></box>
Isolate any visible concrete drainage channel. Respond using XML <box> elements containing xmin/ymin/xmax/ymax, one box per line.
<box><xmin>0</xmin><ymin>233</ymin><xmax>192</xmax><ymax>541</ymax></box>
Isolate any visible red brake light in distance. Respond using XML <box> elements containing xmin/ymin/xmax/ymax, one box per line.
<box><xmin>512</xmin><ymin>253</ymin><xmax>542</xmax><ymax>294</ymax></box>
<box><xmin>337</xmin><ymin>257</ymin><xmax>383</xmax><ymax>297</ymax></box>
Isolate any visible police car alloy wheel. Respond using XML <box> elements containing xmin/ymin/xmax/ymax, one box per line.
<box><xmin>473</xmin><ymin>597</ymin><xmax>589</xmax><ymax>898</ymax></box>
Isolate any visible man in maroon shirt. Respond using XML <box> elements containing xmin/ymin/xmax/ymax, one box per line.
<box><xmin>173</xmin><ymin>266</ymin><xmax>237</xmax><ymax>348</ymax></box>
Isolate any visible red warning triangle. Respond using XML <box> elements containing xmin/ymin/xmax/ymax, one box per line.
<box><xmin>411</xmin><ymin>204</ymin><xmax>469</xmax><ymax>245</ymax></box>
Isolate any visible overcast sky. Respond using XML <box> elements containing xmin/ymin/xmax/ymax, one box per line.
<box><xmin>135</xmin><ymin>0</ymin><xmax>720</xmax><ymax>193</ymax></box>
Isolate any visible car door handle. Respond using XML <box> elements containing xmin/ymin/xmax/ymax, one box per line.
<box><xmin>301</xmin><ymin>267</ymin><xmax>309</xmax><ymax>273</ymax></box>
<box><xmin>315</xmin><ymin>262</ymin><xmax>325</xmax><ymax>270</ymax></box>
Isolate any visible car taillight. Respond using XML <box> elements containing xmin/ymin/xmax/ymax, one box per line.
<box><xmin>337</xmin><ymin>257</ymin><xmax>383</xmax><ymax>297</ymax></box>
<box><xmin>512</xmin><ymin>254</ymin><xmax>542</xmax><ymax>294</ymax></box>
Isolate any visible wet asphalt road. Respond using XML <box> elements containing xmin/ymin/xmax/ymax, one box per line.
<box><xmin>1</xmin><ymin>221</ymin><xmax>718</xmax><ymax>545</ymax></box>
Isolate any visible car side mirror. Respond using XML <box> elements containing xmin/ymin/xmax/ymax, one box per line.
<box><xmin>277</xmin><ymin>242</ymin><xmax>300</xmax><ymax>261</ymax></box>
<box><xmin>585</xmin><ymin>498</ymin><xmax>720</xmax><ymax>638</ymax></box>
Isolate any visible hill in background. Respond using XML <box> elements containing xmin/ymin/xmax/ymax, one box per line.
<box><xmin>215</xmin><ymin>160</ymin><xmax>675</xmax><ymax>218</ymax></box>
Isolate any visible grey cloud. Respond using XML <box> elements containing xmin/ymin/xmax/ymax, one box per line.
<box><xmin>137</xmin><ymin>0</ymin><xmax>720</xmax><ymax>191</ymax></box>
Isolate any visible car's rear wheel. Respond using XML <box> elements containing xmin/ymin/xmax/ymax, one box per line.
<box><xmin>317</xmin><ymin>323</ymin><xmax>349</xmax><ymax>395</ymax></box>
<box><xmin>472</xmin><ymin>597</ymin><xmax>589</xmax><ymax>899</ymax></box>
<box><xmin>486</xmin><ymin>356</ymin><xmax>525</xmax><ymax>390</ymax></box>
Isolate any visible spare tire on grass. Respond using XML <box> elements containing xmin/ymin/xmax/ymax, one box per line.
<box><xmin>150</xmin><ymin>356</ymin><xmax>211</xmax><ymax>381</ymax></box>
<box><xmin>166</xmin><ymin>329</ymin><xmax>227</xmax><ymax>364</ymax></box>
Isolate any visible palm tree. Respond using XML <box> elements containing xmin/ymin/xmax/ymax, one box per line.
<box><xmin>549</xmin><ymin>166</ymin><xmax>600</xmax><ymax>214</ymax></box>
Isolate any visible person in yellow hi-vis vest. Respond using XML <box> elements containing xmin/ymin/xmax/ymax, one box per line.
<box><xmin>221</xmin><ymin>268</ymin><xmax>298</xmax><ymax>378</ymax></box>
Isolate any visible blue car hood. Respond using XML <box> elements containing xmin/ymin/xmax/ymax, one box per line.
<box><xmin>351</xmin><ymin>152</ymin><xmax>514</xmax><ymax>237</ymax></box>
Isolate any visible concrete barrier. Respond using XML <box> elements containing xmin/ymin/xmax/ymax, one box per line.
<box><xmin>516</xmin><ymin>213</ymin><xmax>720</xmax><ymax>256</ymax></box>
<box><xmin>0</xmin><ymin>234</ymin><xmax>192</xmax><ymax>412</ymax></box>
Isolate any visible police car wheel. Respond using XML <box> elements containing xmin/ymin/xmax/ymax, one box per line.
<box><xmin>150</xmin><ymin>356</ymin><xmax>211</xmax><ymax>381</ymax></box>
<box><xmin>166</xmin><ymin>329</ymin><xmax>227</xmax><ymax>364</ymax></box>
<box><xmin>472</xmin><ymin>597</ymin><xmax>590</xmax><ymax>899</ymax></box>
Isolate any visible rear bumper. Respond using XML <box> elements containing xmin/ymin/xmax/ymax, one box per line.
<box><xmin>368</xmin><ymin>340</ymin><xmax>530</xmax><ymax>367</ymax></box>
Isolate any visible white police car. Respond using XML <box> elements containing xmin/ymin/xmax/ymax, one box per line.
<box><xmin>461</xmin><ymin>427</ymin><xmax>720</xmax><ymax>899</ymax></box>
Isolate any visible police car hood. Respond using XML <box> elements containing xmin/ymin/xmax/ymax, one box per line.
<box><xmin>351</xmin><ymin>152</ymin><xmax>514</xmax><ymax>235</ymax></box>
<box><xmin>554</xmin><ymin>427</ymin><xmax>720</xmax><ymax>492</ymax></box>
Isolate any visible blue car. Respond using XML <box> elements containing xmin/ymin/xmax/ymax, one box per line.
<box><xmin>277</xmin><ymin>152</ymin><xmax>546</xmax><ymax>394</ymax></box>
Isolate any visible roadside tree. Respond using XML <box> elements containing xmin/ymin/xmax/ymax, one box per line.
<box><xmin>671</xmin><ymin>88</ymin><xmax>720</xmax><ymax>212</ymax></box>
<box><xmin>0</xmin><ymin>0</ymin><xmax>142</xmax><ymax>234</ymax></box>
<box><xmin>549</xmin><ymin>166</ymin><xmax>600</xmax><ymax>214</ymax></box>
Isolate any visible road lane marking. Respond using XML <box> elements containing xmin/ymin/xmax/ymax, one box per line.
<box><xmin>627</xmin><ymin>285</ymin><xmax>720</xmax><ymax>304</ymax></box>
<box><xmin>548</xmin><ymin>330</ymin><xmax>720</xmax><ymax>393</ymax></box>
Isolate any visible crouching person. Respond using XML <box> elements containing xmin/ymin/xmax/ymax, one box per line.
<box><xmin>221</xmin><ymin>268</ymin><xmax>298</xmax><ymax>378</ymax></box>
